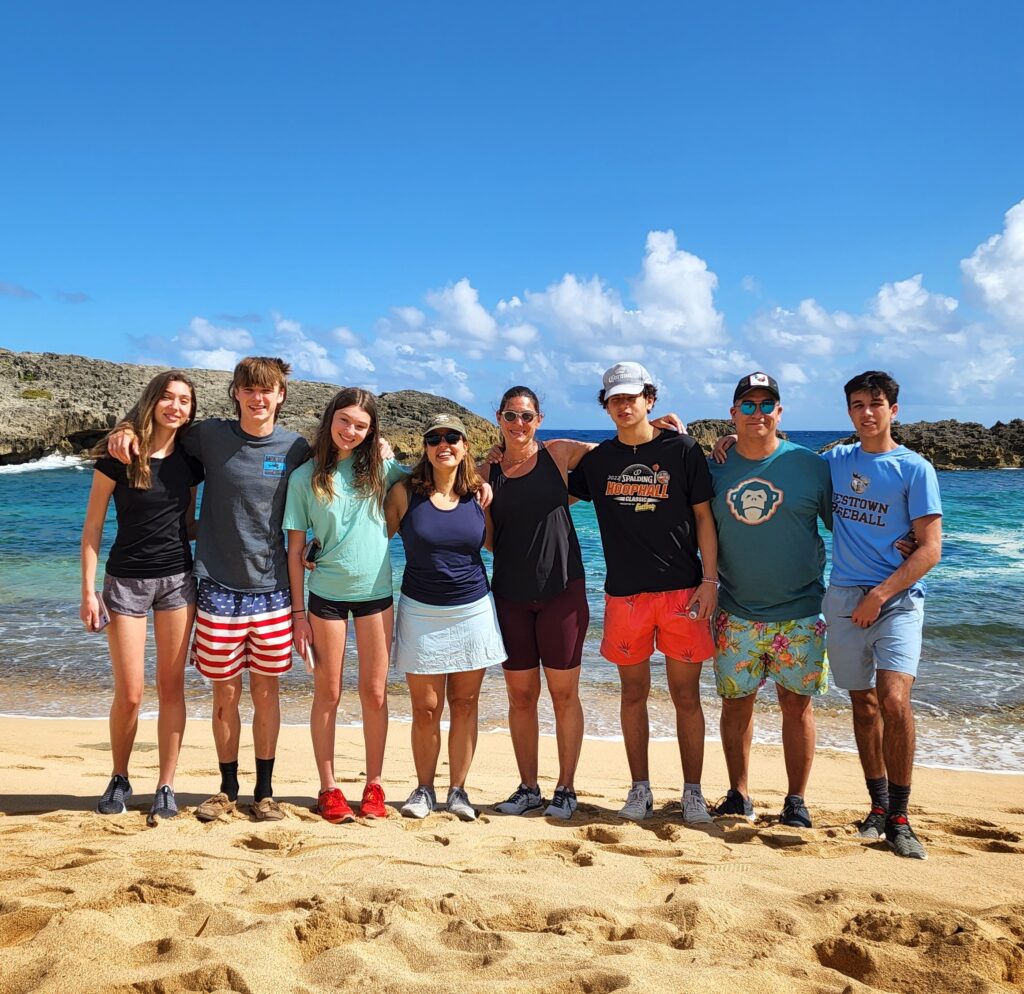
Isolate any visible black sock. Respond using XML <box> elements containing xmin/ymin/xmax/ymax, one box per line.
<box><xmin>888</xmin><ymin>782</ymin><xmax>911</xmax><ymax>819</ymax></box>
<box><xmin>866</xmin><ymin>776</ymin><xmax>889</xmax><ymax>811</ymax></box>
<box><xmin>219</xmin><ymin>760</ymin><xmax>239</xmax><ymax>802</ymax></box>
<box><xmin>255</xmin><ymin>757</ymin><xmax>275</xmax><ymax>802</ymax></box>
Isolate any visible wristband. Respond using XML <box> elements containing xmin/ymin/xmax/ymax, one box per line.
<box><xmin>291</xmin><ymin>610</ymin><xmax>307</xmax><ymax>617</ymax></box>
<box><xmin>701</xmin><ymin>577</ymin><xmax>720</xmax><ymax>588</ymax></box>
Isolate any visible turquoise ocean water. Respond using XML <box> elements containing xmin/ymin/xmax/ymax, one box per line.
<box><xmin>1</xmin><ymin>429</ymin><xmax>1021</xmax><ymax>773</ymax></box>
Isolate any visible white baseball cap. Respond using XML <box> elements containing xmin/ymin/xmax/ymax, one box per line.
<box><xmin>602</xmin><ymin>362</ymin><xmax>654</xmax><ymax>398</ymax></box>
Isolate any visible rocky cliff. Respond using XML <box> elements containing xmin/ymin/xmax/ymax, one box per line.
<box><xmin>0</xmin><ymin>350</ymin><xmax>500</xmax><ymax>464</ymax></box>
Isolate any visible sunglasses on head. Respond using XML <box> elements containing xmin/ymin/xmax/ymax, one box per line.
<box><xmin>424</xmin><ymin>431</ymin><xmax>464</xmax><ymax>446</ymax></box>
<box><xmin>500</xmin><ymin>410</ymin><xmax>537</xmax><ymax>423</ymax></box>
<box><xmin>738</xmin><ymin>399</ymin><xmax>778</xmax><ymax>415</ymax></box>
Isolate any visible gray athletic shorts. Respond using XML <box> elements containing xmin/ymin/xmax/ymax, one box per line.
<box><xmin>102</xmin><ymin>571</ymin><xmax>197</xmax><ymax>617</ymax></box>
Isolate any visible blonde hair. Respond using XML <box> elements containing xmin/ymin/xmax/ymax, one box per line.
<box><xmin>229</xmin><ymin>356</ymin><xmax>291</xmax><ymax>421</ymax></box>
<box><xmin>92</xmin><ymin>371</ymin><xmax>197</xmax><ymax>489</ymax></box>
<box><xmin>310</xmin><ymin>388</ymin><xmax>387</xmax><ymax>511</ymax></box>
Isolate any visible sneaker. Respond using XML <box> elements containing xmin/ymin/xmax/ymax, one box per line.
<box><xmin>885</xmin><ymin>815</ymin><xmax>928</xmax><ymax>860</ymax></box>
<box><xmin>97</xmin><ymin>774</ymin><xmax>133</xmax><ymax>815</ymax></box>
<box><xmin>544</xmin><ymin>786</ymin><xmax>578</xmax><ymax>820</ymax></box>
<box><xmin>401</xmin><ymin>785</ymin><xmax>436</xmax><ymax>819</ymax></box>
<box><xmin>251</xmin><ymin>797</ymin><xmax>285</xmax><ymax>822</ymax></box>
<box><xmin>779</xmin><ymin>794</ymin><xmax>812</xmax><ymax>828</ymax></box>
<box><xmin>857</xmin><ymin>806</ymin><xmax>888</xmax><ymax>839</ymax></box>
<box><xmin>149</xmin><ymin>785</ymin><xmax>178</xmax><ymax>820</ymax></box>
<box><xmin>713</xmin><ymin>788</ymin><xmax>755</xmax><ymax>821</ymax></box>
<box><xmin>316</xmin><ymin>787</ymin><xmax>355</xmax><ymax>824</ymax></box>
<box><xmin>681</xmin><ymin>789</ymin><xmax>713</xmax><ymax>825</ymax></box>
<box><xmin>360</xmin><ymin>783</ymin><xmax>387</xmax><ymax>819</ymax></box>
<box><xmin>618</xmin><ymin>783</ymin><xmax>654</xmax><ymax>821</ymax></box>
<box><xmin>446</xmin><ymin>786</ymin><xmax>477</xmax><ymax>822</ymax></box>
<box><xmin>494</xmin><ymin>783</ymin><xmax>543</xmax><ymax>815</ymax></box>
<box><xmin>195</xmin><ymin>791</ymin><xmax>236</xmax><ymax>823</ymax></box>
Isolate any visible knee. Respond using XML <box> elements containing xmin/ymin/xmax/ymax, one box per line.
<box><xmin>359</xmin><ymin>684</ymin><xmax>387</xmax><ymax>713</ymax></box>
<box><xmin>411</xmin><ymin>701</ymin><xmax>442</xmax><ymax>726</ymax></box>
<box><xmin>507</xmin><ymin>686</ymin><xmax>540</xmax><ymax>712</ymax></box>
<box><xmin>112</xmin><ymin>689</ymin><xmax>143</xmax><ymax>714</ymax></box>
<box><xmin>778</xmin><ymin>691</ymin><xmax>812</xmax><ymax>721</ymax></box>
<box><xmin>851</xmin><ymin>695</ymin><xmax>880</xmax><ymax>725</ymax></box>
<box><xmin>671</xmin><ymin>685</ymin><xmax>702</xmax><ymax>713</ymax></box>
<box><xmin>878</xmin><ymin>692</ymin><xmax>910</xmax><ymax>723</ymax></box>
<box><xmin>548</xmin><ymin>684</ymin><xmax>580</xmax><ymax>712</ymax></box>
<box><xmin>250</xmin><ymin>684</ymin><xmax>278</xmax><ymax>712</ymax></box>
<box><xmin>315</xmin><ymin>685</ymin><xmax>342</xmax><ymax>710</ymax></box>
<box><xmin>448</xmin><ymin>693</ymin><xmax>479</xmax><ymax>717</ymax></box>
<box><xmin>155</xmin><ymin>668</ymin><xmax>184</xmax><ymax>702</ymax></box>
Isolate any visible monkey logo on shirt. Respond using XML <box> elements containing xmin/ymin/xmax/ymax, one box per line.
<box><xmin>725</xmin><ymin>478</ymin><xmax>784</xmax><ymax>525</ymax></box>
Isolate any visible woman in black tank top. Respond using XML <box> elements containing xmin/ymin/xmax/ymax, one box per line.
<box><xmin>485</xmin><ymin>386</ymin><xmax>596</xmax><ymax>820</ymax></box>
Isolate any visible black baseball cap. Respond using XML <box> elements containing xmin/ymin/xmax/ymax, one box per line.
<box><xmin>733</xmin><ymin>371</ymin><xmax>781</xmax><ymax>404</ymax></box>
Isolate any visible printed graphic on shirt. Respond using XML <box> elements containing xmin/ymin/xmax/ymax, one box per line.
<box><xmin>833</xmin><ymin>489</ymin><xmax>890</xmax><ymax>527</ymax></box>
<box><xmin>725</xmin><ymin>477</ymin><xmax>784</xmax><ymax>525</ymax></box>
<box><xmin>262</xmin><ymin>456</ymin><xmax>286</xmax><ymax>478</ymax></box>
<box><xmin>850</xmin><ymin>472</ymin><xmax>869</xmax><ymax>494</ymax></box>
<box><xmin>604</xmin><ymin>463</ymin><xmax>670</xmax><ymax>512</ymax></box>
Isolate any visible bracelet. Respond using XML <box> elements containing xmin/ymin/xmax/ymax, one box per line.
<box><xmin>291</xmin><ymin>610</ymin><xmax>306</xmax><ymax>617</ymax></box>
<box><xmin>701</xmin><ymin>576</ymin><xmax>720</xmax><ymax>587</ymax></box>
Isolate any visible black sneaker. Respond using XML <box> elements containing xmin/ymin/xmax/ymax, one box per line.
<box><xmin>97</xmin><ymin>774</ymin><xmax>133</xmax><ymax>815</ymax></box>
<box><xmin>857</xmin><ymin>805</ymin><xmax>888</xmax><ymax>839</ymax></box>
<box><xmin>713</xmin><ymin>788</ymin><xmax>755</xmax><ymax>822</ymax></box>
<box><xmin>149</xmin><ymin>785</ymin><xmax>179</xmax><ymax>820</ymax></box>
<box><xmin>543</xmin><ymin>787</ymin><xmax>578</xmax><ymax>820</ymax></box>
<box><xmin>779</xmin><ymin>794</ymin><xmax>812</xmax><ymax>828</ymax></box>
<box><xmin>885</xmin><ymin>815</ymin><xmax>927</xmax><ymax>860</ymax></box>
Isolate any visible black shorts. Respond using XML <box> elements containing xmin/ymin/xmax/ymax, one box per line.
<box><xmin>308</xmin><ymin>592</ymin><xmax>394</xmax><ymax>621</ymax></box>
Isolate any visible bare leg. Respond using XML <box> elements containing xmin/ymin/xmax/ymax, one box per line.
<box><xmin>152</xmin><ymin>604</ymin><xmax>193</xmax><ymax>788</ymax></box>
<box><xmin>406</xmin><ymin>673</ymin><xmax>446</xmax><ymax>787</ymax></box>
<box><xmin>666</xmin><ymin>660</ymin><xmax>705</xmax><ymax>784</ymax></box>
<box><xmin>617</xmin><ymin>661</ymin><xmax>651</xmax><ymax>781</ymax></box>
<box><xmin>849</xmin><ymin>688</ymin><xmax>885</xmax><ymax>780</ymax></box>
<box><xmin>503</xmin><ymin>667</ymin><xmax>541</xmax><ymax>786</ymax></box>
<box><xmin>353</xmin><ymin>607</ymin><xmax>393</xmax><ymax>786</ymax></box>
<box><xmin>719</xmin><ymin>693</ymin><xmax>756</xmax><ymax>795</ymax></box>
<box><xmin>544</xmin><ymin>666</ymin><xmax>584</xmax><ymax>790</ymax></box>
<box><xmin>250</xmin><ymin>671</ymin><xmax>282</xmax><ymax>758</ymax></box>
<box><xmin>105</xmin><ymin>613</ymin><xmax>147</xmax><ymax>775</ymax></box>
<box><xmin>776</xmin><ymin>685</ymin><xmax>815</xmax><ymax>797</ymax></box>
<box><xmin>309</xmin><ymin>614</ymin><xmax>348</xmax><ymax>791</ymax></box>
<box><xmin>211</xmin><ymin>676</ymin><xmax>243</xmax><ymax>763</ymax></box>
<box><xmin>876</xmin><ymin>671</ymin><xmax>916</xmax><ymax>786</ymax></box>
<box><xmin>446</xmin><ymin>668</ymin><xmax>487</xmax><ymax>788</ymax></box>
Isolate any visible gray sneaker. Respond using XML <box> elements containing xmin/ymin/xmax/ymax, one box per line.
<box><xmin>544</xmin><ymin>786</ymin><xmax>578</xmax><ymax>820</ymax></box>
<box><xmin>681</xmin><ymin>789</ymin><xmax>713</xmax><ymax>825</ymax></box>
<box><xmin>400</xmin><ymin>785</ymin><xmax>436</xmax><ymax>819</ymax></box>
<box><xmin>885</xmin><ymin>815</ymin><xmax>928</xmax><ymax>860</ymax></box>
<box><xmin>446</xmin><ymin>786</ymin><xmax>477</xmax><ymax>822</ymax></box>
<box><xmin>149</xmin><ymin>784</ymin><xmax>179</xmax><ymax>820</ymax></box>
<box><xmin>494</xmin><ymin>783</ymin><xmax>543</xmax><ymax>815</ymax></box>
<box><xmin>97</xmin><ymin>774</ymin><xmax>133</xmax><ymax>815</ymax></box>
<box><xmin>618</xmin><ymin>783</ymin><xmax>654</xmax><ymax>821</ymax></box>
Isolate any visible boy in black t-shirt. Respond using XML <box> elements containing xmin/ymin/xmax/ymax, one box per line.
<box><xmin>569</xmin><ymin>363</ymin><xmax>719</xmax><ymax>825</ymax></box>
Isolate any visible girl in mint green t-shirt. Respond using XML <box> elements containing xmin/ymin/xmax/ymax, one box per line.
<box><xmin>284</xmin><ymin>388</ymin><xmax>406</xmax><ymax>823</ymax></box>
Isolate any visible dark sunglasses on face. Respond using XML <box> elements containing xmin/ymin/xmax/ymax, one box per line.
<box><xmin>500</xmin><ymin>410</ymin><xmax>537</xmax><ymax>423</ymax></box>
<box><xmin>738</xmin><ymin>399</ymin><xmax>778</xmax><ymax>415</ymax></box>
<box><xmin>424</xmin><ymin>431</ymin><xmax>464</xmax><ymax>446</ymax></box>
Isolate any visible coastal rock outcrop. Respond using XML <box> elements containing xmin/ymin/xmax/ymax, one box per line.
<box><xmin>0</xmin><ymin>350</ymin><xmax>499</xmax><ymax>464</ymax></box>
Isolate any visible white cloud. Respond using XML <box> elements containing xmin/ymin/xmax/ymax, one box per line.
<box><xmin>180</xmin><ymin>316</ymin><xmax>254</xmax><ymax>352</ymax></box>
<box><xmin>181</xmin><ymin>347</ymin><xmax>242</xmax><ymax>371</ymax></box>
<box><xmin>961</xmin><ymin>199</ymin><xmax>1024</xmax><ymax>327</ymax></box>
<box><xmin>504</xmin><ymin>345</ymin><xmax>525</xmax><ymax>362</ymax></box>
<box><xmin>868</xmin><ymin>274</ymin><xmax>958</xmax><ymax>335</ymax></box>
<box><xmin>331</xmin><ymin>326</ymin><xmax>360</xmax><ymax>346</ymax></box>
<box><xmin>272</xmin><ymin>313</ymin><xmax>339</xmax><ymax>379</ymax></box>
<box><xmin>425</xmin><ymin>278</ymin><xmax>497</xmax><ymax>343</ymax></box>
<box><xmin>392</xmin><ymin>306</ymin><xmax>426</xmax><ymax>329</ymax></box>
<box><xmin>344</xmin><ymin>348</ymin><xmax>375</xmax><ymax>373</ymax></box>
<box><xmin>503</xmin><ymin>323</ymin><xmax>539</xmax><ymax>346</ymax></box>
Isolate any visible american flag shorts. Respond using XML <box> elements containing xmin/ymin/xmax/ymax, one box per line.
<box><xmin>191</xmin><ymin>579</ymin><xmax>293</xmax><ymax>681</ymax></box>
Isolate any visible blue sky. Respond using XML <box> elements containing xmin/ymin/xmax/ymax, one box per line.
<box><xmin>2</xmin><ymin>2</ymin><xmax>1023</xmax><ymax>428</ymax></box>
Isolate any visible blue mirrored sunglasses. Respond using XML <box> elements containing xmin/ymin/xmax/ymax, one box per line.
<box><xmin>738</xmin><ymin>399</ymin><xmax>778</xmax><ymax>415</ymax></box>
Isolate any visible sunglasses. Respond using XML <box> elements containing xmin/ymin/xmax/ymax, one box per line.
<box><xmin>424</xmin><ymin>431</ymin><xmax>464</xmax><ymax>446</ymax></box>
<box><xmin>500</xmin><ymin>410</ymin><xmax>537</xmax><ymax>423</ymax></box>
<box><xmin>738</xmin><ymin>399</ymin><xmax>778</xmax><ymax>415</ymax></box>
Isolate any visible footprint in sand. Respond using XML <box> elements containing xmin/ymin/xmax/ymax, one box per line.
<box><xmin>128</xmin><ymin>964</ymin><xmax>251</xmax><ymax>994</ymax></box>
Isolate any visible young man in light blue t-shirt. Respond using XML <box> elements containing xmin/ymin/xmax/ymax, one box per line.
<box><xmin>823</xmin><ymin>370</ymin><xmax>942</xmax><ymax>860</ymax></box>
<box><xmin>708</xmin><ymin>372</ymin><xmax>833</xmax><ymax>831</ymax></box>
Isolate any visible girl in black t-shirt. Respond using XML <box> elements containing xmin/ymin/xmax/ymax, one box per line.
<box><xmin>80</xmin><ymin>371</ymin><xmax>204</xmax><ymax>822</ymax></box>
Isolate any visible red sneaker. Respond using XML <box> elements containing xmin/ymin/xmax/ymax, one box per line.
<box><xmin>360</xmin><ymin>782</ymin><xmax>387</xmax><ymax>819</ymax></box>
<box><xmin>316</xmin><ymin>787</ymin><xmax>354</xmax><ymax>824</ymax></box>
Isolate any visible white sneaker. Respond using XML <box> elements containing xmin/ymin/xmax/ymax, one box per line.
<box><xmin>618</xmin><ymin>783</ymin><xmax>654</xmax><ymax>821</ymax></box>
<box><xmin>543</xmin><ymin>786</ymin><xmax>578</xmax><ymax>820</ymax></box>
<box><xmin>446</xmin><ymin>786</ymin><xmax>477</xmax><ymax>822</ymax></box>
<box><xmin>494</xmin><ymin>783</ymin><xmax>543</xmax><ymax>815</ymax></box>
<box><xmin>682</xmin><ymin>789</ymin><xmax>713</xmax><ymax>825</ymax></box>
<box><xmin>400</xmin><ymin>785</ymin><xmax>436</xmax><ymax>819</ymax></box>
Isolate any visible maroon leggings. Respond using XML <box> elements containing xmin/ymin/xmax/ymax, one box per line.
<box><xmin>493</xmin><ymin>578</ymin><xmax>589</xmax><ymax>671</ymax></box>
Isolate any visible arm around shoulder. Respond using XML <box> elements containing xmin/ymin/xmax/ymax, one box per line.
<box><xmin>384</xmin><ymin>480</ymin><xmax>410</xmax><ymax>539</ymax></box>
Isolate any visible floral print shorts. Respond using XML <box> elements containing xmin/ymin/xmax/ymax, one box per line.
<box><xmin>712</xmin><ymin>610</ymin><xmax>829</xmax><ymax>699</ymax></box>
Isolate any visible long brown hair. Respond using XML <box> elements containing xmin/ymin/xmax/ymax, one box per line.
<box><xmin>92</xmin><ymin>371</ymin><xmax>198</xmax><ymax>489</ymax></box>
<box><xmin>408</xmin><ymin>431</ymin><xmax>481</xmax><ymax>498</ymax></box>
<box><xmin>310</xmin><ymin>388</ymin><xmax>387</xmax><ymax>511</ymax></box>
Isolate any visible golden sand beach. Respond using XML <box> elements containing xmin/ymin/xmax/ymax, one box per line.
<box><xmin>1</xmin><ymin>715</ymin><xmax>1022</xmax><ymax>994</ymax></box>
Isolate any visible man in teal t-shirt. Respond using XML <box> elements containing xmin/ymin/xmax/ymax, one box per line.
<box><xmin>708</xmin><ymin>372</ymin><xmax>832</xmax><ymax>830</ymax></box>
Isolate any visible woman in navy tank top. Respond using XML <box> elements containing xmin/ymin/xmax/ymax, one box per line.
<box><xmin>385</xmin><ymin>414</ymin><xmax>506</xmax><ymax>822</ymax></box>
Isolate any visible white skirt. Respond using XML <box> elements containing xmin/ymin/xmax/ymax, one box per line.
<box><xmin>393</xmin><ymin>592</ymin><xmax>507</xmax><ymax>675</ymax></box>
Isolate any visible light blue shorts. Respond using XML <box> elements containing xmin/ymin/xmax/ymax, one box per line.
<box><xmin>393</xmin><ymin>592</ymin><xmax>507</xmax><ymax>676</ymax></box>
<box><xmin>822</xmin><ymin>585</ymin><xmax>924</xmax><ymax>691</ymax></box>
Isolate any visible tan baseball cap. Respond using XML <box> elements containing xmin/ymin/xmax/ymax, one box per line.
<box><xmin>423</xmin><ymin>413</ymin><xmax>469</xmax><ymax>437</ymax></box>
